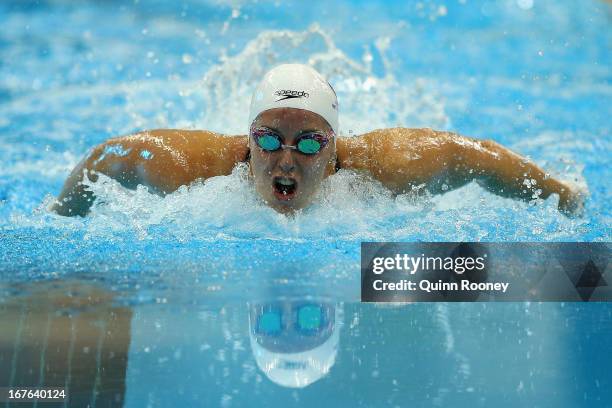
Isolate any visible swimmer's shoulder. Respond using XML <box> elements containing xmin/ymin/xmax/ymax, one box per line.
<box><xmin>110</xmin><ymin>129</ymin><xmax>249</xmax><ymax>162</ymax></box>
<box><xmin>358</xmin><ymin>127</ymin><xmax>456</xmax><ymax>142</ymax></box>
<box><xmin>97</xmin><ymin>129</ymin><xmax>248</xmax><ymax>182</ymax></box>
<box><xmin>112</xmin><ymin>129</ymin><xmax>224</xmax><ymax>149</ymax></box>
<box><xmin>336</xmin><ymin>128</ymin><xmax>454</xmax><ymax>170</ymax></box>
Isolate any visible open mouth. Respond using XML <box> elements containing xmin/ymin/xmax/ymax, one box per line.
<box><xmin>272</xmin><ymin>177</ymin><xmax>298</xmax><ymax>201</ymax></box>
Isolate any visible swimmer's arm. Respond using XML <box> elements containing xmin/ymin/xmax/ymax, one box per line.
<box><xmin>52</xmin><ymin>130</ymin><xmax>248</xmax><ymax>216</ymax></box>
<box><xmin>336</xmin><ymin>128</ymin><xmax>583</xmax><ymax>215</ymax></box>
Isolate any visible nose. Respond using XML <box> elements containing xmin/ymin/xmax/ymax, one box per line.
<box><xmin>278</xmin><ymin>148</ymin><xmax>296</xmax><ymax>174</ymax></box>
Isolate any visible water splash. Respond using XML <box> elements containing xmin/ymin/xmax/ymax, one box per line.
<box><xmin>196</xmin><ymin>24</ymin><xmax>449</xmax><ymax>135</ymax></box>
<box><xmin>5</xmin><ymin>161</ymin><xmax>588</xmax><ymax>244</ymax></box>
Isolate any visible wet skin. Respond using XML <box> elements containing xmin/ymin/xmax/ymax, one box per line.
<box><xmin>249</xmin><ymin>109</ymin><xmax>336</xmax><ymax>213</ymax></box>
<box><xmin>52</xmin><ymin>108</ymin><xmax>584</xmax><ymax>217</ymax></box>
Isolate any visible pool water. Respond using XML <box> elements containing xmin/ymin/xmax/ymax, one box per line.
<box><xmin>0</xmin><ymin>0</ymin><xmax>610</xmax><ymax>407</ymax></box>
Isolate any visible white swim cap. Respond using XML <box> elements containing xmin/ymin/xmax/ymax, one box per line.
<box><xmin>248</xmin><ymin>303</ymin><xmax>342</xmax><ymax>388</ymax></box>
<box><xmin>248</xmin><ymin>64</ymin><xmax>339</xmax><ymax>135</ymax></box>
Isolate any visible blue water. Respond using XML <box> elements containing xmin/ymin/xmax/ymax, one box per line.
<box><xmin>0</xmin><ymin>0</ymin><xmax>611</xmax><ymax>406</ymax></box>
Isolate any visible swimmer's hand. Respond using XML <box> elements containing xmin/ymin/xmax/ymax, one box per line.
<box><xmin>557</xmin><ymin>184</ymin><xmax>586</xmax><ymax>217</ymax></box>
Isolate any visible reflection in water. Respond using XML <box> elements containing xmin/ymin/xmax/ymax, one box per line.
<box><xmin>248</xmin><ymin>299</ymin><xmax>342</xmax><ymax>388</ymax></box>
<box><xmin>1</xmin><ymin>275</ymin><xmax>609</xmax><ymax>407</ymax></box>
<box><xmin>0</xmin><ymin>280</ymin><xmax>132</xmax><ymax>408</ymax></box>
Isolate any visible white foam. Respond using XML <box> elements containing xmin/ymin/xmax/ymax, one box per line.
<box><xmin>10</xmin><ymin>161</ymin><xmax>580</xmax><ymax>243</ymax></box>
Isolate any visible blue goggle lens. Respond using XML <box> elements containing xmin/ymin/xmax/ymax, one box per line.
<box><xmin>297</xmin><ymin>305</ymin><xmax>323</xmax><ymax>331</ymax></box>
<box><xmin>257</xmin><ymin>134</ymin><xmax>281</xmax><ymax>151</ymax></box>
<box><xmin>258</xmin><ymin>310</ymin><xmax>282</xmax><ymax>335</ymax></box>
<box><xmin>296</xmin><ymin>138</ymin><xmax>322</xmax><ymax>155</ymax></box>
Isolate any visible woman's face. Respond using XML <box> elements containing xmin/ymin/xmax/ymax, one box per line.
<box><xmin>249</xmin><ymin>108</ymin><xmax>336</xmax><ymax>213</ymax></box>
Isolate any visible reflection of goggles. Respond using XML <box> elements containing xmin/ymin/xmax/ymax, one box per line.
<box><xmin>251</xmin><ymin>127</ymin><xmax>331</xmax><ymax>155</ymax></box>
<box><xmin>250</xmin><ymin>301</ymin><xmax>337</xmax><ymax>354</ymax></box>
<box><xmin>255</xmin><ymin>304</ymin><xmax>330</xmax><ymax>336</ymax></box>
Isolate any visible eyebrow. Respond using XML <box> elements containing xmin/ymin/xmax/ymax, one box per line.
<box><xmin>257</xmin><ymin>126</ymin><xmax>324</xmax><ymax>138</ymax></box>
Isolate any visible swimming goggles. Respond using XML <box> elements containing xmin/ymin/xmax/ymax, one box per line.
<box><xmin>251</xmin><ymin>127</ymin><xmax>332</xmax><ymax>155</ymax></box>
<box><xmin>256</xmin><ymin>304</ymin><xmax>330</xmax><ymax>336</ymax></box>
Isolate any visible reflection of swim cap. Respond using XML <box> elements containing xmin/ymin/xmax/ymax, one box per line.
<box><xmin>249</xmin><ymin>64</ymin><xmax>339</xmax><ymax>135</ymax></box>
<box><xmin>248</xmin><ymin>303</ymin><xmax>342</xmax><ymax>388</ymax></box>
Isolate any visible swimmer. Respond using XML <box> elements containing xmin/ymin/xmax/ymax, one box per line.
<box><xmin>52</xmin><ymin>64</ymin><xmax>584</xmax><ymax>217</ymax></box>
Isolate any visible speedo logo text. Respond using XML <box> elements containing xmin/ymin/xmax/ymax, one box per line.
<box><xmin>274</xmin><ymin>90</ymin><xmax>310</xmax><ymax>101</ymax></box>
